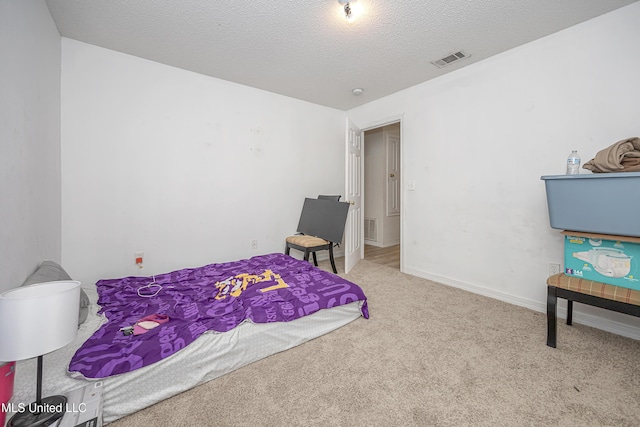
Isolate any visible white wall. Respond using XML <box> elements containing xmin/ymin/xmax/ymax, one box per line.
<box><xmin>364</xmin><ymin>127</ymin><xmax>384</xmax><ymax>245</ymax></box>
<box><xmin>0</xmin><ymin>0</ymin><xmax>61</xmax><ymax>292</ymax></box>
<box><xmin>348</xmin><ymin>3</ymin><xmax>640</xmax><ymax>338</ymax></box>
<box><xmin>61</xmin><ymin>39</ymin><xmax>346</xmax><ymax>286</ymax></box>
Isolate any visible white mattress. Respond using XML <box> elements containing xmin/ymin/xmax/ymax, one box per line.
<box><xmin>11</xmin><ymin>286</ymin><xmax>364</xmax><ymax>424</ymax></box>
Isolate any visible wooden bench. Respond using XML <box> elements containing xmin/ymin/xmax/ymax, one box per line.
<box><xmin>546</xmin><ymin>273</ymin><xmax>640</xmax><ymax>348</ymax></box>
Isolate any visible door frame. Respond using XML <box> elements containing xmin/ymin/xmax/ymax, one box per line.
<box><xmin>345</xmin><ymin>114</ymin><xmax>404</xmax><ymax>272</ymax></box>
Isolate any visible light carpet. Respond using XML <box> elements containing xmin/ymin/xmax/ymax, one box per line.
<box><xmin>108</xmin><ymin>260</ymin><xmax>640</xmax><ymax>426</ymax></box>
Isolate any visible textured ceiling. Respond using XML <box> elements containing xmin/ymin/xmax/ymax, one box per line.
<box><xmin>45</xmin><ymin>0</ymin><xmax>638</xmax><ymax>110</ymax></box>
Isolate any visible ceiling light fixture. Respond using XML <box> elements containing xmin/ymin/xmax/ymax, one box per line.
<box><xmin>338</xmin><ymin>0</ymin><xmax>357</xmax><ymax>20</ymax></box>
<box><xmin>352</xmin><ymin>88</ymin><xmax>364</xmax><ymax>96</ymax></box>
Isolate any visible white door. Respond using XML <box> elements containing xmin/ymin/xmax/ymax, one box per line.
<box><xmin>386</xmin><ymin>133</ymin><xmax>401</xmax><ymax>216</ymax></box>
<box><xmin>344</xmin><ymin>118</ymin><xmax>363</xmax><ymax>273</ymax></box>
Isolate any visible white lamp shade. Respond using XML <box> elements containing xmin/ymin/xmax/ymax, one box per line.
<box><xmin>0</xmin><ymin>280</ymin><xmax>81</xmax><ymax>362</ymax></box>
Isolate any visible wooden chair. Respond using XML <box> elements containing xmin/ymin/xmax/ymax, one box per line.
<box><xmin>284</xmin><ymin>196</ymin><xmax>349</xmax><ymax>274</ymax></box>
<box><xmin>285</xmin><ymin>235</ymin><xmax>337</xmax><ymax>273</ymax></box>
<box><xmin>317</xmin><ymin>195</ymin><xmax>341</xmax><ymax>202</ymax></box>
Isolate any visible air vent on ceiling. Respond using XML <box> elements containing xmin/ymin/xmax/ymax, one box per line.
<box><xmin>431</xmin><ymin>51</ymin><xmax>469</xmax><ymax>68</ymax></box>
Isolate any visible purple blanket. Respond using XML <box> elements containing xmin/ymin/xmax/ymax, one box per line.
<box><xmin>69</xmin><ymin>253</ymin><xmax>368</xmax><ymax>379</ymax></box>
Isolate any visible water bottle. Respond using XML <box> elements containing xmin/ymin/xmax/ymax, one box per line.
<box><xmin>566</xmin><ymin>150</ymin><xmax>581</xmax><ymax>175</ymax></box>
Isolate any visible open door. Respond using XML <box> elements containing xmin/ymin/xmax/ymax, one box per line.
<box><xmin>344</xmin><ymin>118</ymin><xmax>363</xmax><ymax>273</ymax></box>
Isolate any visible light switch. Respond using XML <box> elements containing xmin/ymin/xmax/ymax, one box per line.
<box><xmin>407</xmin><ymin>180</ymin><xmax>416</xmax><ymax>191</ymax></box>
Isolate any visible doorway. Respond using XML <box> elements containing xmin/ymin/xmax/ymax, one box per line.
<box><xmin>363</xmin><ymin>122</ymin><xmax>401</xmax><ymax>269</ymax></box>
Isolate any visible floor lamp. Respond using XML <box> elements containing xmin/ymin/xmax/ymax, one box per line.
<box><xmin>0</xmin><ymin>280</ymin><xmax>81</xmax><ymax>427</ymax></box>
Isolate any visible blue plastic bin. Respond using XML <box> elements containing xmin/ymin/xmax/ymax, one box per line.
<box><xmin>541</xmin><ymin>172</ymin><xmax>640</xmax><ymax>237</ymax></box>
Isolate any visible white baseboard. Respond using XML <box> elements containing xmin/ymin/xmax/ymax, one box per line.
<box><xmin>364</xmin><ymin>240</ymin><xmax>400</xmax><ymax>248</ymax></box>
<box><xmin>403</xmin><ymin>266</ymin><xmax>640</xmax><ymax>341</ymax></box>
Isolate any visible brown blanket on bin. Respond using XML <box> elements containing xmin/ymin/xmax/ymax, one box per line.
<box><xmin>583</xmin><ymin>137</ymin><xmax>640</xmax><ymax>173</ymax></box>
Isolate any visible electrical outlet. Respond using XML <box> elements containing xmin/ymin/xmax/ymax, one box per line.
<box><xmin>251</xmin><ymin>240</ymin><xmax>258</xmax><ymax>250</ymax></box>
<box><xmin>135</xmin><ymin>251</ymin><xmax>144</xmax><ymax>268</ymax></box>
<box><xmin>548</xmin><ymin>263</ymin><xmax>561</xmax><ymax>276</ymax></box>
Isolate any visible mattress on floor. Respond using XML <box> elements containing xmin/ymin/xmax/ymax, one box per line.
<box><xmin>10</xmin><ymin>286</ymin><xmax>364</xmax><ymax>424</ymax></box>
